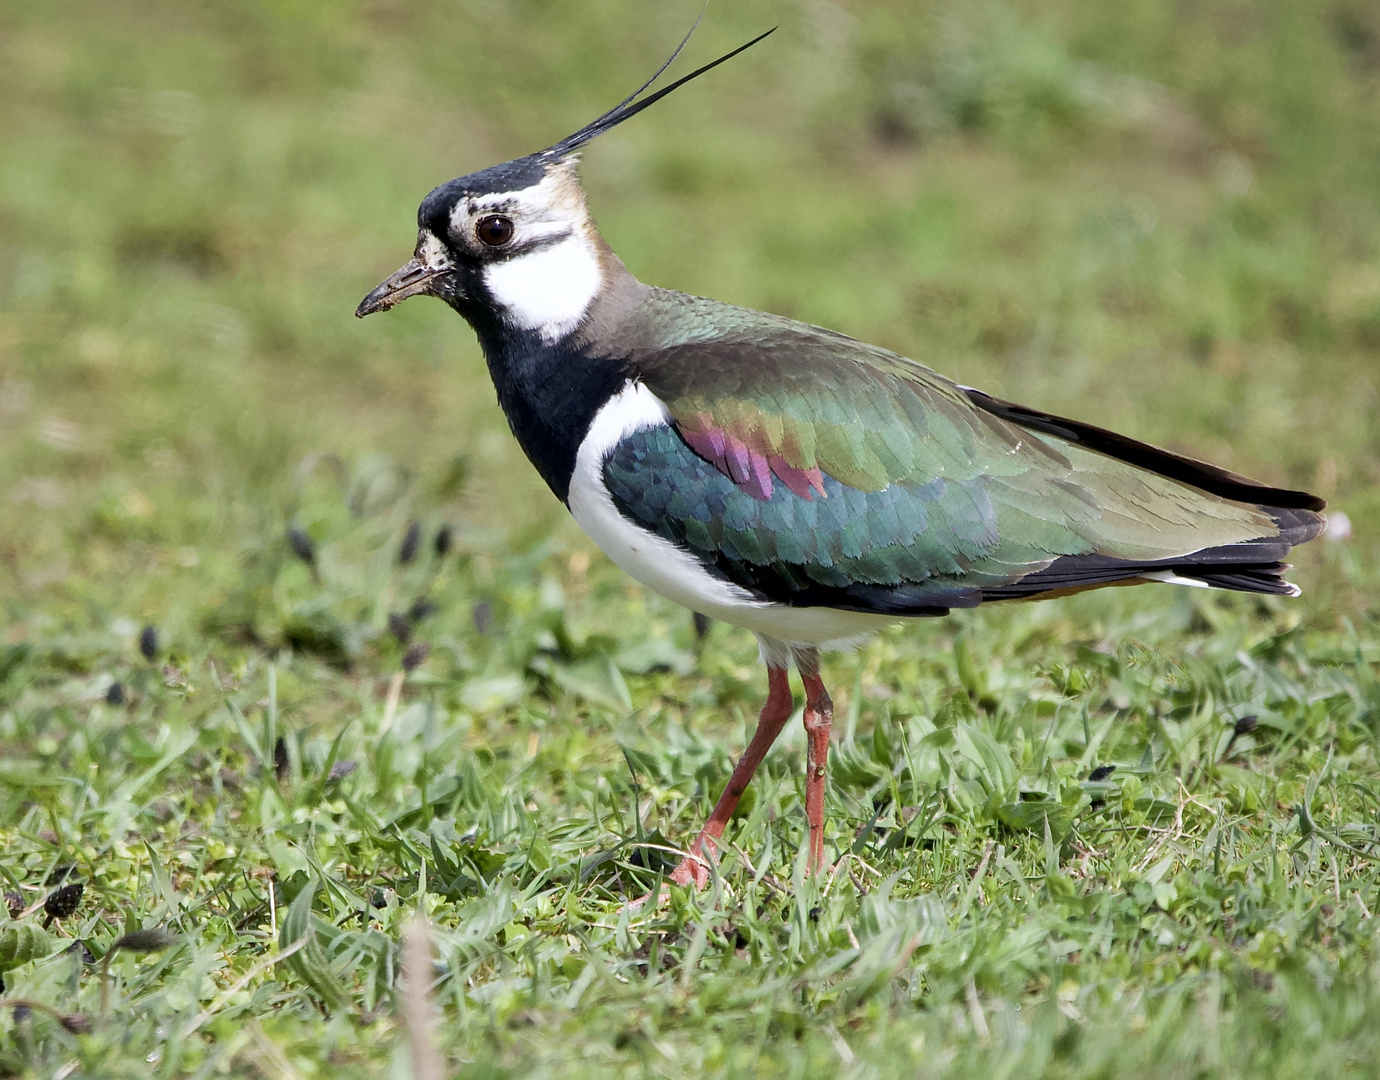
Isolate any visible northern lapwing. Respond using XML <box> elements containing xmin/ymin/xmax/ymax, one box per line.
<box><xmin>357</xmin><ymin>26</ymin><xmax>1325</xmax><ymax>889</ymax></box>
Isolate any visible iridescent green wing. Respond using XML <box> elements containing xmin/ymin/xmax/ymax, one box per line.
<box><xmin>605</xmin><ymin>292</ymin><xmax>1317</xmax><ymax>610</ymax></box>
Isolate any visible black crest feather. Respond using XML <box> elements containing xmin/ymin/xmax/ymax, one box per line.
<box><xmin>541</xmin><ymin>20</ymin><xmax>775</xmax><ymax>158</ymax></box>
<box><xmin>412</xmin><ymin>18</ymin><xmax>774</xmax><ymax>209</ymax></box>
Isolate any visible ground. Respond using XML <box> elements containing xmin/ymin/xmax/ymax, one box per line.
<box><xmin>1</xmin><ymin>0</ymin><xmax>1379</xmax><ymax>1077</ymax></box>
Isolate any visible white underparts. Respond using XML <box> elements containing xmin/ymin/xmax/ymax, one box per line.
<box><xmin>567</xmin><ymin>382</ymin><xmax>903</xmax><ymax>654</ymax></box>
<box><xmin>567</xmin><ymin>383</ymin><xmax>750</xmax><ymax>617</ymax></box>
<box><xmin>484</xmin><ymin>233</ymin><xmax>602</xmax><ymax>343</ymax></box>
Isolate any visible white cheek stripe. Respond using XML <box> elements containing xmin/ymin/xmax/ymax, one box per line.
<box><xmin>484</xmin><ymin>235</ymin><xmax>602</xmax><ymax>342</ymax></box>
<box><xmin>567</xmin><ymin>382</ymin><xmax>905</xmax><ymax>649</ymax></box>
<box><xmin>457</xmin><ymin>185</ymin><xmax>548</xmax><ymax>223</ymax></box>
<box><xmin>452</xmin><ymin>173</ymin><xmax>579</xmax><ymax>242</ymax></box>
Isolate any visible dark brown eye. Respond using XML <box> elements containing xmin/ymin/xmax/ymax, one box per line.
<box><xmin>475</xmin><ymin>215</ymin><xmax>514</xmax><ymax>247</ymax></box>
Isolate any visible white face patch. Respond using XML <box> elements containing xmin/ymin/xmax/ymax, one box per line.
<box><xmin>440</xmin><ymin>161</ymin><xmax>603</xmax><ymax>342</ymax></box>
<box><xmin>483</xmin><ymin>234</ymin><xmax>602</xmax><ymax>342</ymax></box>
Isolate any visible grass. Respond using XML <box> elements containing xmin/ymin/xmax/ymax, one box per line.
<box><xmin>2</xmin><ymin>0</ymin><xmax>1379</xmax><ymax>1075</ymax></box>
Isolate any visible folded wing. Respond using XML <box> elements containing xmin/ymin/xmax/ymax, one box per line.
<box><xmin>608</xmin><ymin>296</ymin><xmax>1323</xmax><ymax>615</ymax></box>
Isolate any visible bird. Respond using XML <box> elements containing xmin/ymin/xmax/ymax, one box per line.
<box><xmin>356</xmin><ymin>24</ymin><xmax>1325</xmax><ymax>890</ymax></box>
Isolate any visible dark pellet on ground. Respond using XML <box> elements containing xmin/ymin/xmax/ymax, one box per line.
<box><xmin>403</xmin><ymin>642</ymin><xmax>430</xmax><ymax>672</ymax></box>
<box><xmin>434</xmin><ymin>524</ymin><xmax>453</xmax><ymax>557</ymax></box>
<box><xmin>66</xmin><ymin>939</ymin><xmax>95</xmax><ymax>963</ymax></box>
<box><xmin>327</xmin><ymin>760</ymin><xmax>358</xmax><ymax>782</ymax></box>
<box><xmin>139</xmin><ymin>625</ymin><xmax>159</xmax><ymax>660</ymax></box>
<box><xmin>105</xmin><ymin>681</ymin><xmax>126</xmax><ymax>705</ymax></box>
<box><xmin>408</xmin><ymin>598</ymin><xmax>436</xmax><ymax>623</ymax></box>
<box><xmin>43</xmin><ymin>882</ymin><xmax>83</xmax><ymax>925</ymax></box>
<box><xmin>387</xmin><ymin>612</ymin><xmax>412</xmax><ymax>644</ymax></box>
<box><xmin>286</xmin><ymin>525</ymin><xmax>316</xmax><ymax>564</ymax></box>
<box><xmin>398</xmin><ymin>520</ymin><xmax>422</xmax><ymax>564</ymax></box>
<box><xmin>472</xmin><ymin>602</ymin><xmax>493</xmax><ymax>635</ymax></box>
<box><xmin>1088</xmin><ymin>765</ymin><xmax>1116</xmax><ymax>782</ymax></box>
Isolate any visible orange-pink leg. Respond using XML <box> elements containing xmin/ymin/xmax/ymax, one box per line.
<box><xmin>670</xmin><ymin>666</ymin><xmax>794</xmax><ymax>888</ymax></box>
<box><xmin>801</xmin><ymin>671</ymin><xmax>834</xmax><ymax>873</ymax></box>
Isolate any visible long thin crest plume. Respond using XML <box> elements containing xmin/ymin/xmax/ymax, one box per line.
<box><xmin>541</xmin><ymin>20</ymin><xmax>776</xmax><ymax>158</ymax></box>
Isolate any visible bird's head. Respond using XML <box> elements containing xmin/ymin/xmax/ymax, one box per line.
<box><xmin>356</xmin><ymin>22</ymin><xmax>773</xmax><ymax>343</ymax></box>
<box><xmin>356</xmin><ymin>152</ymin><xmax>604</xmax><ymax>343</ymax></box>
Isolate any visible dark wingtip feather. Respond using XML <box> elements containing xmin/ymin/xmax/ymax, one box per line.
<box><xmin>963</xmin><ymin>388</ymin><xmax>1327</xmax><ymax>513</ymax></box>
<box><xmin>1269</xmin><ymin>505</ymin><xmax>1327</xmax><ymax>547</ymax></box>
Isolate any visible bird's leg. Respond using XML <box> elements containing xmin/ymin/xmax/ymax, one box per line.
<box><xmin>800</xmin><ymin>662</ymin><xmax>833</xmax><ymax>874</ymax></box>
<box><xmin>670</xmin><ymin>665</ymin><xmax>794</xmax><ymax>888</ymax></box>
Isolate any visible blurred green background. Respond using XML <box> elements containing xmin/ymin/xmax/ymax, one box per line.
<box><xmin>2</xmin><ymin>0</ymin><xmax>1376</xmax><ymax>637</ymax></box>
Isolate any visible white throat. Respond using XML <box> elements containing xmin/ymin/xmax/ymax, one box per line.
<box><xmin>483</xmin><ymin>234</ymin><xmax>602</xmax><ymax>343</ymax></box>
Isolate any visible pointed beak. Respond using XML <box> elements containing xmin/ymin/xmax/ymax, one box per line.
<box><xmin>355</xmin><ymin>258</ymin><xmax>446</xmax><ymax>317</ymax></box>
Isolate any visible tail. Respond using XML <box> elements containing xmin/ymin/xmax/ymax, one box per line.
<box><xmin>1135</xmin><ymin>505</ymin><xmax>1324</xmax><ymax>597</ymax></box>
<box><xmin>957</xmin><ymin>388</ymin><xmax>1328</xmax><ymax>603</ymax></box>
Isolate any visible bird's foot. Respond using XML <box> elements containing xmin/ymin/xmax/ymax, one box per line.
<box><xmin>668</xmin><ymin>851</ymin><xmax>710</xmax><ymax>890</ymax></box>
<box><xmin>620</xmin><ymin>884</ymin><xmax>668</xmax><ymax>914</ymax></box>
<box><xmin>618</xmin><ymin>850</ymin><xmax>708</xmax><ymax>914</ymax></box>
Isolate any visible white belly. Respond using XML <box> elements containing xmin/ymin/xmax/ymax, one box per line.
<box><xmin>566</xmin><ymin>382</ymin><xmax>902</xmax><ymax>649</ymax></box>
